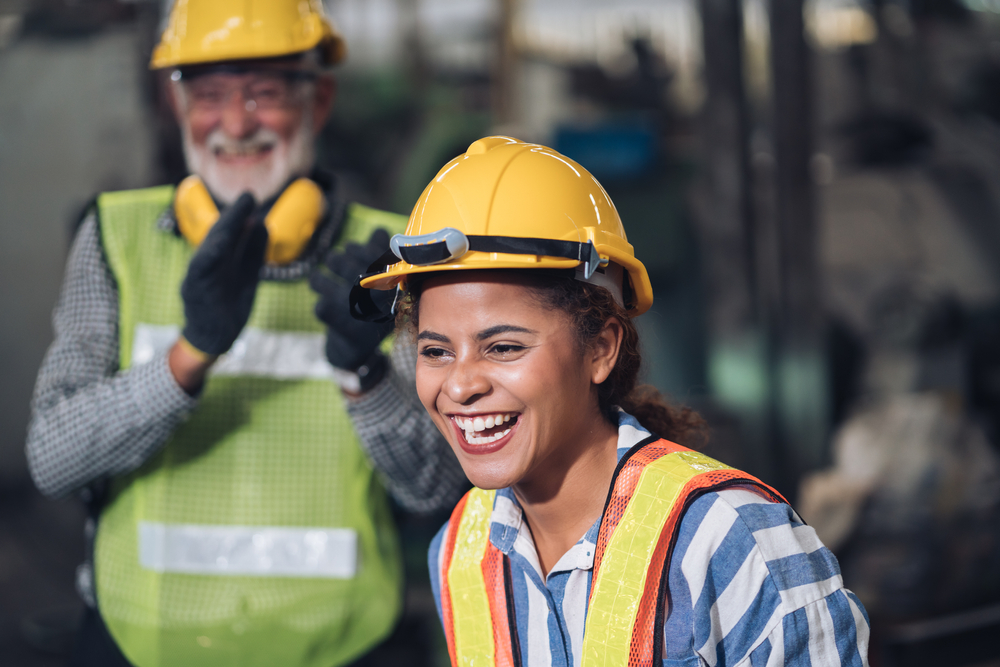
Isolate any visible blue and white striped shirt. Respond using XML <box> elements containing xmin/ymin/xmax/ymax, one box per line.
<box><xmin>429</xmin><ymin>412</ymin><xmax>870</xmax><ymax>667</ymax></box>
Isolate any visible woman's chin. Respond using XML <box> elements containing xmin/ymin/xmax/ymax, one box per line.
<box><xmin>459</xmin><ymin>461</ymin><xmax>521</xmax><ymax>491</ymax></box>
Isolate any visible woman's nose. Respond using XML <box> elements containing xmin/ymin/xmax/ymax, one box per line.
<box><xmin>442</xmin><ymin>358</ymin><xmax>491</xmax><ymax>406</ymax></box>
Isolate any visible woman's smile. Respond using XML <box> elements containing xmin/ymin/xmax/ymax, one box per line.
<box><xmin>414</xmin><ymin>271</ymin><xmax>616</xmax><ymax>493</ymax></box>
<box><xmin>450</xmin><ymin>412</ymin><xmax>520</xmax><ymax>454</ymax></box>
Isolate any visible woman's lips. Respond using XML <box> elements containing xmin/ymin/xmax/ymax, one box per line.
<box><xmin>451</xmin><ymin>415</ymin><xmax>519</xmax><ymax>455</ymax></box>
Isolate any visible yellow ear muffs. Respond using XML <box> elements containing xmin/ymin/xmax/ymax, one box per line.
<box><xmin>264</xmin><ymin>178</ymin><xmax>326</xmax><ymax>264</ymax></box>
<box><xmin>174</xmin><ymin>175</ymin><xmax>219</xmax><ymax>248</ymax></box>
<box><xmin>174</xmin><ymin>175</ymin><xmax>326</xmax><ymax>265</ymax></box>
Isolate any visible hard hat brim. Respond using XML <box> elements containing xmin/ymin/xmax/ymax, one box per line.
<box><xmin>361</xmin><ymin>250</ymin><xmax>653</xmax><ymax>316</ymax></box>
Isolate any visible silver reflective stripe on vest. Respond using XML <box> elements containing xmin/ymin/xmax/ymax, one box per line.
<box><xmin>138</xmin><ymin>522</ymin><xmax>358</xmax><ymax>578</ymax></box>
<box><xmin>131</xmin><ymin>323</ymin><xmax>354</xmax><ymax>383</ymax></box>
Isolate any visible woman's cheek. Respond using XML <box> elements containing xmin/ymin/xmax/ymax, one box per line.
<box><xmin>414</xmin><ymin>367</ymin><xmax>438</xmax><ymax>416</ymax></box>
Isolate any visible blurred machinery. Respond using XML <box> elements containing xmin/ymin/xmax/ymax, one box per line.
<box><xmin>5</xmin><ymin>0</ymin><xmax>1000</xmax><ymax>665</ymax></box>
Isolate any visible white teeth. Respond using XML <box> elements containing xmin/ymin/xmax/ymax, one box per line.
<box><xmin>464</xmin><ymin>427</ymin><xmax>512</xmax><ymax>445</ymax></box>
<box><xmin>454</xmin><ymin>414</ymin><xmax>517</xmax><ymax>444</ymax></box>
<box><xmin>454</xmin><ymin>414</ymin><xmax>515</xmax><ymax>426</ymax></box>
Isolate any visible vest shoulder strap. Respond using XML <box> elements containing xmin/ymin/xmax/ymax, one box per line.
<box><xmin>97</xmin><ymin>185</ymin><xmax>176</xmax><ymax>277</ymax></box>
<box><xmin>583</xmin><ymin>438</ymin><xmax>786</xmax><ymax>666</ymax></box>
<box><xmin>97</xmin><ymin>185</ymin><xmax>175</xmax><ymax>232</ymax></box>
<box><xmin>96</xmin><ymin>185</ymin><xmax>178</xmax><ymax>368</ymax></box>
<box><xmin>440</xmin><ymin>488</ymin><xmax>521</xmax><ymax>667</ymax></box>
<box><xmin>340</xmin><ymin>203</ymin><xmax>408</xmax><ymax>247</ymax></box>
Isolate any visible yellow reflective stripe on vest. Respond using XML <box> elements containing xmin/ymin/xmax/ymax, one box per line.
<box><xmin>581</xmin><ymin>450</ymin><xmax>733</xmax><ymax>666</ymax></box>
<box><xmin>447</xmin><ymin>488</ymin><xmax>498</xmax><ymax>667</ymax></box>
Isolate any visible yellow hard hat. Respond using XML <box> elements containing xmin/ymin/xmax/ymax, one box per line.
<box><xmin>150</xmin><ymin>0</ymin><xmax>346</xmax><ymax>70</ymax></box>
<box><xmin>356</xmin><ymin>136</ymin><xmax>653</xmax><ymax>316</ymax></box>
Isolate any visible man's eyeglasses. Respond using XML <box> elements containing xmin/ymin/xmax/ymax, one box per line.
<box><xmin>177</xmin><ymin>71</ymin><xmax>317</xmax><ymax>112</ymax></box>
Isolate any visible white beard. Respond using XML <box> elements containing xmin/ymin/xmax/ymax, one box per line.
<box><xmin>182</xmin><ymin>111</ymin><xmax>316</xmax><ymax>205</ymax></box>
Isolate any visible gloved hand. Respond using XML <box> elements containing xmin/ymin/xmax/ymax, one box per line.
<box><xmin>180</xmin><ymin>193</ymin><xmax>268</xmax><ymax>356</ymax></box>
<box><xmin>310</xmin><ymin>228</ymin><xmax>395</xmax><ymax>371</ymax></box>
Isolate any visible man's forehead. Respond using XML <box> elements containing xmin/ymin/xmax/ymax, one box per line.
<box><xmin>176</xmin><ymin>54</ymin><xmax>321</xmax><ymax>80</ymax></box>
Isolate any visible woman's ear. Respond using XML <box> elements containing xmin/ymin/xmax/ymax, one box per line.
<box><xmin>590</xmin><ymin>317</ymin><xmax>624</xmax><ymax>385</ymax></box>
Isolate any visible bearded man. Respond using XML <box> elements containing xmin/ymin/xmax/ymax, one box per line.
<box><xmin>25</xmin><ymin>2</ymin><xmax>465</xmax><ymax>666</ymax></box>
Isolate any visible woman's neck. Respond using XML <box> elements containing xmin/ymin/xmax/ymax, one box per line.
<box><xmin>513</xmin><ymin>415</ymin><xmax>620</xmax><ymax>578</ymax></box>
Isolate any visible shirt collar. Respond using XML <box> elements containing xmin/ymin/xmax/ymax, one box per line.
<box><xmin>487</xmin><ymin>410</ymin><xmax>651</xmax><ymax>574</ymax></box>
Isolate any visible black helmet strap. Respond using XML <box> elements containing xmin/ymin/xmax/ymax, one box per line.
<box><xmin>348</xmin><ymin>235</ymin><xmax>605</xmax><ymax>323</ymax></box>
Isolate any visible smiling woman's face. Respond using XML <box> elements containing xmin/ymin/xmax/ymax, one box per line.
<box><xmin>415</xmin><ymin>272</ymin><xmax>615</xmax><ymax>492</ymax></box>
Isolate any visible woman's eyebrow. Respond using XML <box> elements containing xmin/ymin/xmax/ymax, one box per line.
<box><xmin>476</xmin><ymin>325</ymin><xmax>537</xmax><ymax>341</ymax></box>
<box><xmin>417</xmin><ymin>331</ymin><xmax>450</xmax><ymax>343</ymax></box>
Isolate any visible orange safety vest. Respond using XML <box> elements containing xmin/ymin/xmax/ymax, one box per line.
<box><xmin>437</xmin><ymin>436</ymin><xmax>787</xmax><ymax>667</ymax></box>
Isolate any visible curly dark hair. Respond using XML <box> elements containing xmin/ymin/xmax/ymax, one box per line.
<box><xmin>397</xmin><ymin>270</ymin><xmax>707</xmax><ymax>449</ymax></box>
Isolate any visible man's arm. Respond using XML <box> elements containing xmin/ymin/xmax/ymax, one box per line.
<box><xmin>346</xmin><ymin>335</ymin><xmax>468</xmax><ymax>514</ymax></box>
<box><xmin>25</xmin><ymin>214</ymin><xmax>198</xmax><ymax>498</ymax></box>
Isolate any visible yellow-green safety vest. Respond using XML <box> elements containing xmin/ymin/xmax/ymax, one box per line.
<box><xmin>94</xmin><ymin>185</ymin><xmax>406</xmax><ymax>667</ymax></box>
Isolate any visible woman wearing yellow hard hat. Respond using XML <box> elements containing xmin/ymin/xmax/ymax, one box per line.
<box><xmin>353</xmin><ymin>136</ymin><xmax>870</xmax><ymax>666</ymax></box>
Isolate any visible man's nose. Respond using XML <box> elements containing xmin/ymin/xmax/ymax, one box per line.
<box><xmin>443</xmin><ymin>358</ymin><xmax>491</xmax><ymax>406</ymax></box>
<box><xmin>219</xmin><ymin>91</ymin><xmax>259</xmax><ymax>139</ymax></box>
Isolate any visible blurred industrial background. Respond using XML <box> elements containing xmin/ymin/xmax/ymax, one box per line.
<box><xmin>3</xmin><ymin>0</ymin><xmax>1000</xmax><ymax>664</ymax></box>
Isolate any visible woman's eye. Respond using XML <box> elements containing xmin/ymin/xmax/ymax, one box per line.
<box><xmin>490</xmin><ymin>344</ymin><xmax>526</xmax><ymax>357</ymax></box>
<box><xmin>419</xmin><ymin>346</ymin><xmax>450</xmax><ymax>360</ymax></box>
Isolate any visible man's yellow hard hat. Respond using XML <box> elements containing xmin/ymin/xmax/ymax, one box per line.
<box><xmin>150</xmin><ymin>0</ymin><xmax>346</xmax><ymax>70</ymax></box>
<box><xmin>356</xmin><ymin>136</ymin><xmax>653</xmax><ymax>316</ymax></box>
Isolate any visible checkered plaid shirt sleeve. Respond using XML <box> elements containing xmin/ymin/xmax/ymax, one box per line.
<box><xmin>25</xmin><ymin>214</ymin><xmax>198</xmax><ymax>498</ymax></box>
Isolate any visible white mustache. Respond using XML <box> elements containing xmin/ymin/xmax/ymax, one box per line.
<box><xmin>205</xmin><ymin>127</ymin><xmax>281</xmax><ymax>157</ymax></box>
<box><xmin>182</xmin><ymin>110</ymin><xmax>315</xmax><ymax>205</ymax></box>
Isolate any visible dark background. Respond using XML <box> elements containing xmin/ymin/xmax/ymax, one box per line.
<box><xmin>3</xmin><ymin>0</ymin><xmax>1000</xmax><ymax>665</ymax></box>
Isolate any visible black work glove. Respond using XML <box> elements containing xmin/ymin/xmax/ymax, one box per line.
<box><xmin>310</xmin><ymin>228</ymin><xmax>395</xmax><ymax>371</ymax></box>
<box><xmin>180</xmin><ymin>193</ymin><xmax>268</xmax><ymax>356</ymax></box>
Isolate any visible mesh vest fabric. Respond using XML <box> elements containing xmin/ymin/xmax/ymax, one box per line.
<box><xmin>439</xmin><ymin>439</ymin><xmax>786</xmax><ymax>667</ymax></box>
<box><xmin>94</xmin><ymin>186</ymin><xmax>406</xmax><ymax>667</ymax></box>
